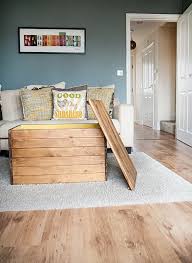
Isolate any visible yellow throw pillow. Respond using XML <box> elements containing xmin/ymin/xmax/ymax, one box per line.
<box><xmin>20</xmin><ymin>88</ymin><xmax>53</xmax><ymax>120</ymax></box>
<box><xmin>87</xmin><ymin>85</ymin><xmax>115</xmax><ymax>119</ymax></box>
<box><xmin>52</xmin><ymin>87</ymin><xmax>87</xmax><ymax>120</ymax></box>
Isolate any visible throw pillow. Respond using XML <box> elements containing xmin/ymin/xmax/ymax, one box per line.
<box><xmin>53</xmin><ymin>84</ymin><xmax>87</xmax><ymax>92</ymax></box>
<box><xmin>52</xmin><ymin>85</ymin><xmax>87</xmax><ymax>120</ymax></box>
<box><xmin>87</xmin><ymin>84</ymin><xmax>115</xmax><ymax>119</ymax></box>
<box><xmin>25</xmin><ymin>81</ymin><xmax>66</xmax><ymax>90</ymax></box>
<box><xmin>20</xmin><ymin>88</ymin><xmax>53</xmax><ymax>120</ymax></box>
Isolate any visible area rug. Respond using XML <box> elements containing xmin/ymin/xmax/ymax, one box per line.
<box><xmin>0</xmin><ymin>152</ymin><xmax>192</xmax><ymax>212</ymax></box>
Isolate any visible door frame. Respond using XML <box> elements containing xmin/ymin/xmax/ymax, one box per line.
<box><xmin>126</xmin><ymin>13</ymin><xmax>180</xmax><ymax>105</ymax></box>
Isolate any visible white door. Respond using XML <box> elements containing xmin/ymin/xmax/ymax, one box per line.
<box><xmin>131</xmin><ymin>53</ymin><xmax>136</xmax><ymax>120</ymax></box>
<box><xmin>177</xmin><ymin>4</ymin><xmax>192</xmax><ymax>146</ymax></box>
<box><xmin>142</xmin><ymin>43</ymin><xmax>155</xmax><ymax>128</ymax></box>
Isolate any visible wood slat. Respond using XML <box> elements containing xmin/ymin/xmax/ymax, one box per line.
<box><xmin>13</xmin><ymin>173</ymin><xmax>106</xmax><ymax>184</ymax></box>
<box><xmin>11</xmin><ymin>128</ymin><xmax>104</xmax><ymax>139</ymax></box>
<box><xmin>13</xmin><ymin>164</ymin><xmax>106</xmax><ymax>176</ymax></box>
<box><xmin>89</xmin><ymin>99</ymin><xmax>137</xmax><ymax>190</ymax></box>
<box><xmin>12</xmin><ymin>156</ymin><xmax>105</xmax><ymax>167</ymax></box>
<box><xmin>12</xmin><ymin>147</ymin><xmax>105</xmax><ymax>158</ymax></box>
<box><xmin>11</xmin><ymin>137</ymin><xmax>105</xmax><ymax>148</ymax></box>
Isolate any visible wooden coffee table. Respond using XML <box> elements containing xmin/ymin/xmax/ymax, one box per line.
<box><xmin>9</xmin><ymin>124</ymin><xmax>106</xmax><ymax>184</ymax></box>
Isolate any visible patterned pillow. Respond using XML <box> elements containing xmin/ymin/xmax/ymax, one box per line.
<box><xmin>87</xmin><ymin>85</ymin><xmax>115</xmax><ymax>119</ymax></box>
<box><xmin>52</xmin><ymin>86</ymin><xmax>87</xmax><ymax>120</ymax></box>
<box><xmin>20</xmin><ymin>88</ymin><xmax>53</xmax><ymax>120</ymax></box>
<box><xmin>24</xmin><ymin>81</ymin><xmax>66</xmax><ymax>90</ymax></box>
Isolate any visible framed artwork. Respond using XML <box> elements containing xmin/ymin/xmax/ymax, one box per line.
<box><xmin>18</xmin><ymin>27</ymin><xmax>86</xmax><ymax>54</ymax></box>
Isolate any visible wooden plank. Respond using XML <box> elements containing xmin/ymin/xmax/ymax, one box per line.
<box><xmin>1</xmin><ymin>203</ymin><xmax>192</xmax><ymax>261</ymax></box>
<box><xmin>12</xmin><ymin>147</ymin><xmax>105</xmax><ymax>158</ymax></box>
<box><xmin>8</xmin><ymin>130</ymin><xmax>13</xmax><ymax>185</ymax></box>
<box><xmin>12</xmin><ymin>123</ymin><xmax>100</xmax><ymax>130</ymax></box>
<box><xmin>13</xmin><ymin>164</ymin><xmax>106</xmax><ymax>176</ymax></box>
<box><xmin>89</xmin><ymin>99</ymin><xmax>137</xmax><ymax>190</ymax></box>
<box><xmin>11</xmin><ymin>128</ymin><xmax>104</xmax><ymax>139</ymax></box>
<box><xmin>11</xmin><ymin>137</ymin><xmax>105</xmax><ymax>148</ymax></box>
<box><xmin>13</xmin><ymin>173</ymin><xmax>106</xmax><ymax>184</ymax></box>
<box><xmin>12</xmin><ymin>156</ymin><xmax>105</xmax><ymax>167</ymax></box>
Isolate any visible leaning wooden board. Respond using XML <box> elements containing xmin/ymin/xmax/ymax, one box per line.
<box><xmin>89</xmin><ymin>99</ymin><xmax>137</xmax><ymax>190</ymax></box>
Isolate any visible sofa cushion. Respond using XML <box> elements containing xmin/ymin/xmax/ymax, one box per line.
<box><xmin>1</xmin><ymin>90</ymin><xmax>23</xmax><ymax>121</ymax></box>
<box><xmin>0</xmin><ymin>119</ymin><xmax>120</xmax><ymax>139</ymax></box>
<box><xmin>20</xmin><ymin>88</ymin><xmax>53</xmax><ymax>120</ymax></box>
<box><xmin>87</xmin><ymin>85</ymin><xmax>115</xmax><ymax>119</ymax></box>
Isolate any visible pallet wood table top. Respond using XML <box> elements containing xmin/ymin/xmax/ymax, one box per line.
<box><xmin>89</xmin><ymin>99</ymin><xmax>137</xmax><ymax>190</ymax></box>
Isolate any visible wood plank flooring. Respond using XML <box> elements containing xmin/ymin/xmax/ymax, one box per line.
<box><xmin>0</xmin><ymin>124</ymin><xmax>192</xmax><ymax>263</ymax></box>
<box><xmin>134</xmin><ymin>124</ymin><xmax>192</xmax><ymax>183</ymax></box>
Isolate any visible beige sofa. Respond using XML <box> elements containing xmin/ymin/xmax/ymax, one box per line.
<box><xmin>0</xmin><ymin>89</ymin><xmax>134</xmax><ymax>152</ymax></box>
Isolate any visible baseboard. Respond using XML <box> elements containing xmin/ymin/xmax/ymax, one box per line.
<box><xmin>135</xmin><ymin>120</ymin><xmax>143</xmax><ymax>125</ymax></box>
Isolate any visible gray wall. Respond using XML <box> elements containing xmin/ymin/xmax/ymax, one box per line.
<box><xmin>182</xmin><ymin>0</ymin><xmax>192</xmax><ymax>11</ymax></box>
<box><xmin>0</xmin><ymin>0</ymin><xmax>182</xmax><ymax>102</ymax></box>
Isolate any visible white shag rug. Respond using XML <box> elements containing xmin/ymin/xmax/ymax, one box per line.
<box><xmin>0</xmin><ymin>152</ymin><xmax>192</xmax><ymax>212</ymax></box>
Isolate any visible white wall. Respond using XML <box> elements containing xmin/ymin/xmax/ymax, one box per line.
<box><xmin>158</xmin><ymin>25</ymin><xmax>176</xmax><ymax>121</ymax></box>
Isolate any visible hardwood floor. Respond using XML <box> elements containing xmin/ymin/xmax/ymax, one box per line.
<box><xmin>134</xmin><ymin>124</ymin><xmax>192</xmax><ymax>183</ymax></box>
<box><xmin>0</xmin><ymin>124</ymin><xmax>192</xmax><ymax>263</ymax></box>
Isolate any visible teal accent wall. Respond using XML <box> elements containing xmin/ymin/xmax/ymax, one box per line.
<box><xmin>0</xmin><ymin>0</ymin><xmax>182</xmax><ymax>102</ymax></box>
<box><xmin>182</xmin><ymin>0</ymin><xmax>192</xmax><ymax>11</ymax></box>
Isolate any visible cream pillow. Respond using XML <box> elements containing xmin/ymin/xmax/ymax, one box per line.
<box><xmin>52</xmin><ymin>86</ymin><xmax>87</xmax><ymax>120</ymax></box>
<box><xmin>25</xmin><ymin>81</ymin><xmax>66</xmax><ymax>90</ymax></box>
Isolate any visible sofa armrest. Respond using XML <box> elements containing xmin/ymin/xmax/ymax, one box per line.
<box><xmin>0</xmin><ymin>120</ymin><xmax>6</xmax><ymax>128</ymax></box>
<box><xmin>113</xmin><ymin>104</ymin><xmax>134</xmax><ymax>147</ymax></box>
<box><xmin>1</xmin><ymin>90</ymin><xmax>23</xmax><ymax>121</ymax></box>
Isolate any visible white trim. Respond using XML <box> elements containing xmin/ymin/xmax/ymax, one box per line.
<box><xmin>127</xmin><ymin>13</ymin><xmax>180</xmax><ymax>21</ymax></box>
<box><xmin>135</xmin><ymin>120</ymin><xmax>143</xmax><ymax>125</ymax></box>
<box><xmin>126</xmin><ymin>13</ymin><xmax>180</xmax><ymax>105</ymax></box>
<box><xmin>126</xmin><ymin>17</ymin><xmax>131</xmax><ymax>104</ymax></box>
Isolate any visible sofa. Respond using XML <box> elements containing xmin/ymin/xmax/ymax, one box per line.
<box><xmin>0</xmin><ymin>89</ymin><xmax>134</xmax><ymax>152</ymax></box>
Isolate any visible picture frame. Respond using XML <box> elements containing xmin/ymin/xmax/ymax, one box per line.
<box><xmin>18</xmin><ymin>27</ymin><xmax>86</xmax><ymax>54</ymax></box>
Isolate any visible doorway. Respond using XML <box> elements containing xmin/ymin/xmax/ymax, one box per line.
<box><xmin>141</xmin><ymin>41</ymin><xmax>155</xmax><ymax>128</ymax></box>
<box><xmin>129</xmin><ymin>19</ymin><xmax>177</xmax><ymax>131</ymax></box>
<box><xmin>126</xmin><ymin>10</ymin><xmax>192</xmax><ymax>147</ymax></box>
<box><xmin>126</xmin><ymin>14</ymin><xmax>179</xmax><ymax>104</ymax></box>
